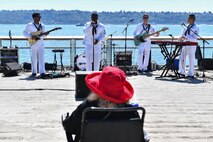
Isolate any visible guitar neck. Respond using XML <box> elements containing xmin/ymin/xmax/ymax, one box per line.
<box><xmin>39</xmin><ymin>29</ymin><xmax>56</xmax><ymax>37</ymax></box>
<box><xmin>146</xmin><ymin>29</ymin><xmax>164</xmax><ymax>38</ymax></box>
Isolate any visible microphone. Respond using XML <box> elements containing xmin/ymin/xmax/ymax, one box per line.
<box><xmin>108</xmin><ymin>31</ymin><xmax>117</xmax><ymax>37</ymax></box>
<box><xmin>181</xmin><ymin>21</ymin><xmax>186</xmax><ymax>27</ymax></box>
<box><xmin>105</xmin><ymin>31</ymin><xmax>117</xmax><ymax>40</ymax></box>
<box><xmin>128</xmin><ymin>19</ymin><xmax>134</xmax><ymax>23</ymax></box>
<box><xmin>9</xmin><ymin>30</ymin><xmax>12</xmax><ymax>38</ymax></box>
<box><xmin>168</xmin><ymin>34</ymin><xmax>173</xmax><ymax>38</ymax></box>
<box><xmin>168</xmin><ymin>34</ymin><xmax>174</xmax><ymax>41</ymax></box>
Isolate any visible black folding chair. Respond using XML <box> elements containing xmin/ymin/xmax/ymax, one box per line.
<box><xmin>80</xmin><ymin>107</ymin><xmax>146</xmax><ymax>142</ymax></box>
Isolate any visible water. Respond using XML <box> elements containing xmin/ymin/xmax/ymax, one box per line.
<box><xmin>0</xmin><ymin>24</ymin><xmax>213</xmax><ymax>66</ymax></box>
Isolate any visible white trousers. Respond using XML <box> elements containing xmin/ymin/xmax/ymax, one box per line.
<box><xmin>30</xmin><ymin>42</ymin><xmax>45</xmax><ymax>74</ymax></box>
<box><xmin>85</xmin><ymin>44</ymin><xmax>101</xmax><ymax>71</ymax></box>
<box><xmin>179</xmin><ymin>46</ymin><xmax>196</xmax><ymax>76</ymax></box>
<box><xmin>138</xmin><ymin>41</ymin><xmax>151</xmax><ymax>70</ymax></box>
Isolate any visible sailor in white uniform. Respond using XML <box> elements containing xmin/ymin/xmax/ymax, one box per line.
<box><xmin>83</xmin><ymin>12</ymin><xmax>106</xmax><ymax>71</ymax></box>
<box><xmin>179</xmin><ymin>14</ymin><xmax>199</xmax><ymax>78</ymax></box>
<box><xmin>134</xmin><ymin>14</ymin><xmax>159</xmax><ymax>72</ymax></box>
<box><xmin>23</xmin><ymin>13</ymin><xmax>48</xmax><ymax>78</ymax></box>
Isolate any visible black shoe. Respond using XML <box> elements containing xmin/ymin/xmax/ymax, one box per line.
<box><xmin>187</xmin><ymin>75</ymin><xmax>194</xmax><ymax>79</ymax></box>
<box><xmin>40</xmin><ymin>73</ymin><xmax>45</xmax><ymax>79</ymax></box>
<box><xmin>143</xmin><ymin>70</ymin><xmax>149</xmax><ymax>73</ymax></box>
<box><xmin>179</xmin><ymin>73</ymin><xmax>186</xmax><ymax>78</ymax></box>
<box><xmin>137</xmin><ymin>69</ymin><xmax>143</xmax><ymax>73</ymax></box>
<box><xmin>30</xmin><ymin>73</ymin><xmax>36</xmax><ymax>77</ymax></box>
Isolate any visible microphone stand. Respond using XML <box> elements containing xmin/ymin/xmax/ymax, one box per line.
<box><xmin>121</xmin><ymin>21</ymin><xmax>131</xmax><ymax>73</ymax></box>
<box><xmin>169</xmin><ymin>34</ymin><xmax>174</xmax><ymax>55</ymax></box>
<box><xmin>105</xmin><ymin>31</ymin><xmax>117</xmax><ymax>66</ymax></box>
<box><xmin>92</xmin><ymin>26</ymin><xmax>95</xmax><ymax>71</ymax></box>
<box><xmin>9</xmin><ymin>30</ymin><xmax>12</xmax><ymax>48</ymax></box>
<box><xmin>182</xmin><ymin>23</ymin><xmax>209</xmax><ymax>81</ymax></box>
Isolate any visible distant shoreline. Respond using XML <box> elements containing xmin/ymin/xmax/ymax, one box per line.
<box><xmin>0</xmin><ymin>10</ymin><xmax>213</xmax><ymax>25</ymax></box>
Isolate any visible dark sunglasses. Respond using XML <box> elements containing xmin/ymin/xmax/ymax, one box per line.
<box><xmin>36</xmin><ymin>16</ymin><xmax>41</xmax><ymax>19</ymax></box>
<box><xmin>143</xmin><ymin>17</ymin><xmax>149</xmax><ymax>19</ymax></box>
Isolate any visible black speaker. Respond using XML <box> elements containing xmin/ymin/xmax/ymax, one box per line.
<box><xmin>23</xmin><ymin>62</ymin><xmax>57</xmax><ymax>71</ymax></box>
<box><xmin>75</xmin><ymin>71</ymin><xmax>92</xmax><ymax>100</ymax></box>
<box><xmin>75</xmin><ymin>71</ymin><xmax>101</xmax><ymax>100</ymax></box>
<box><xmin>198</xmin><ymin>58</ymin><xmax>213</xmax><ymax>70</ymax></box>
<box><xmin>3</xmin><ymin>62</ymin><xmax>22</xmax><ymax>77</ymax></box>
<box><xmin>114</xmin><ymin>51</ymin><xmax>132</xmax><ymax>66</ymax></box>
<box><xmin>45</xmin><ymin>63</ymin><xmax>57</xmax><ymax>71</ymax></box>
<box><xmin>23</xmin><ymin>62</ymin><xmax>31</xmax><ymax>70</ymax></box>
<box><xmin>75</xmin><ymin>71</ymin><xmax>91</xmax><ymax>100</ymax></box>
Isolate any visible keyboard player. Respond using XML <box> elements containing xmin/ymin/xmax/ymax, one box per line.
<box><xmin>179</xmin><ymin>14</ymin><xmax>199</xmax><ymax>79</ymax></box>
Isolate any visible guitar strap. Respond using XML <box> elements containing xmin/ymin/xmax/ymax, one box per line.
<box><xmin>184</xmin><ymin>24</ymin><xmax>194</xmax><ymax>36</ymax></box>
<box><xmin>141</xmin><ymin>24</ymin><xmax>150</xmax><ymax>34</ymax></box>
<box><xmin>33</xmin><ymin>23</ymin><xmax>42</xmax><ymax>31</ymax></box>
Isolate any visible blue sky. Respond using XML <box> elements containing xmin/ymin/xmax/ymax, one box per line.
<box><xmin>0</xmin><ymin>0</ymin><xmax>212</xmax><ymax>12</ymax></box>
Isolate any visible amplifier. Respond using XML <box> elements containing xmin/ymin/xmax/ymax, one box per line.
<box><xmin>0</xmin><ymin>48</ymin><xmax>19</xmax><ymax>71</ymax></box>
<box><xmin>198</xmin><ymin>58</ymin><xmax>213</xmax><ymax>70</ymax></box>
<box><xmin>114</xmin><ymin>51</ymin><xmax>132</xmax><ymax>66</ymax></box>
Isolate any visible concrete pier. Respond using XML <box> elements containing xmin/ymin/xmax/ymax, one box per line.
<box><xmin>0</xmin><ymin>70</ymin><xmax>213</xmax><ymax>142</ymax></box>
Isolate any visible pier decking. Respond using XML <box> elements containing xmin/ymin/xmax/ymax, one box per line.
<box><xmin>0</xmin><ymin>70</ymin><xmax>213</xmax><ymax>142</ymax></box>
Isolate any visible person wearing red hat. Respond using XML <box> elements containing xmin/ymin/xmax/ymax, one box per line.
<box><xmin>62</xmin><ymin>66</ymin><xmax>150</xmax><ymax>142</ymax></box>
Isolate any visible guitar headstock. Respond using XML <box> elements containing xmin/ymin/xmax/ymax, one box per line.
<box><xmin>54</xmin><ymin>27</ymin><xmax>62</xmax><ymax>30</ymax></box>
<box><xmin>161</xmin><ymin>27</ymin><xmax>169</xmax><ymax>31</ymax></box>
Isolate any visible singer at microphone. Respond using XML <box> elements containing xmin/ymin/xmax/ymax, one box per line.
<box><xmin>179</xmin><ymin>14</ymin><xmax>199</xmax><ymax>79</ymax></box>
<box><xmin>83</xmin><ymin>12</ymin><xmax>106</xmax><ymax>71</ymax></box>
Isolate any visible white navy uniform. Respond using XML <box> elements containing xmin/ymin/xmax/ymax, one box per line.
<box><xmin>83</xmin><ymin>21</ymin><xmax>106</xmax><ymax>71</ymax></box>
<box><xmin>134</xmin><ymin>23</ymin><xmax>155</xmax><ymax>71</ymax></box>
<box><xmin>23</xmin><ymin>22</ymin><xmax>46</xmax><ymax>74</ymax></box>
<box><xmin>179</xmin><ymin>23</ymin><xmax>199</xmax><ymax>76</ymax></box>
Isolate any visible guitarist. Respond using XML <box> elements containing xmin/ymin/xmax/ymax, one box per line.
<box><xmin>134</xmin><ymin>14</ymin><xmax>159</xmax><ymax>73</ymax></box>
<box><xmin>23</xmin><ymin>13</ymin><xmax>48</xmax><ymax>78</ymax></box>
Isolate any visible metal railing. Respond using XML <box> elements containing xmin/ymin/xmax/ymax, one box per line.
<box><xmin>0</xmin><ymin>36</ymin><xmax>213</xmax><ymax>67</ymax></box>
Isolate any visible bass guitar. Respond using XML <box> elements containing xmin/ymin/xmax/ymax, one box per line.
<box><xmin>134</xmin><ymin>27</ymin><xmax>169</xmax><ymax>46</ymax></box>
<box><xmin>28</xmin><ymin>27</ymin><xmax>62</xmax><ymax>46</ymax></box>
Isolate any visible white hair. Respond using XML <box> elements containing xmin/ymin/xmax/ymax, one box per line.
<box><xmin>87</xmin><ymin>93</ymin><xmax>127</xmax><ymax>108</ymax></box>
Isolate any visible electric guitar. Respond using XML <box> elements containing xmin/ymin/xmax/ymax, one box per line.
<box><xmin>28</xmin><ymin>27</ymin><xmax>62</xmax><ymax>46</ymax></box>
<box><xmin>134</xmin><ymin>27</ymin><xmax>169</xmax><ymax>46</ymax></box>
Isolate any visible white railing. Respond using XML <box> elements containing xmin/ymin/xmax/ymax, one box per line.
<box><xmin>0</xmin><ymin>36</ymin><xmax>212</xmax><ymax>67</ymax></box>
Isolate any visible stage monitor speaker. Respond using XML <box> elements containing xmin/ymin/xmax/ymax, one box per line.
<box><xmin>75</xmin><ymin>71</ymin><xmax>101</xmax><ymax>100</ymax></box>
<box><xmin>198</xmin><ymin>58</ymin><xmax>213</xmax><ymax>70</ymax></box>
<box><xmin>3</xmin><ymin>62</ymin><xmax>22</xmax><ymax>77</ymax></box>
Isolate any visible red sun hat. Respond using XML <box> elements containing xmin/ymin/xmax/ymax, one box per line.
<box><xmin>85</xmin><ymin>66</ymin><xmax>134</xmax><ymax>104</ymax></box>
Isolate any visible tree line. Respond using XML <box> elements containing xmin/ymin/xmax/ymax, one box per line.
<box><xmin>0</xmin><ymin>10</ymin><xmax>212</xmax><ymax>25</ymax></box>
